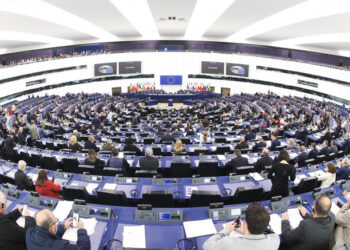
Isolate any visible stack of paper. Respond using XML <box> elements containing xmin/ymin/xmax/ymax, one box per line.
<box><xmin>184</xmin><ymin>219</ymin><xmax>217</xmax><ymax>238</ymax></box>
<box><xmin>123</xmin><ymin>225</ymin><xmax>146</xmax><ymax>248</ymax></box>
<box><xmin>16</xmin><ymin>209</ymin><xmax>36</xmax><ymax>228</ymax></box>
<box><xmin>185</xmin><ymin>186</ymin><xmax>198</xmax><ymax>197</ymax></box>
<box><xmin>62</xmin><ymin>218</ymin><xmax>98</xmax><ymax>242</ymax></box>
<box><xmin>85</xmin><ymin>183</ymin><xmax>99</xmax><ymax>195</ymax></box>
<box><xmin>269</xmin><ymin>214</ymin><xmax>282</xmax><ymax>235</ymax></box>
<box><xmin>288</xmin><ymin>208</ymin><xmax>303</xmax><ymax>229</ymax></box>
<box><xmin>103</xmin><ymin>183</ymin><xmax>117</xmax><ymax>190</ymax></box>
<box><xmin>249</xmin><ymin>172</ymin><xmax>264</xmax><ymax>181</ymax></box>
<box><xmin>53</xmin><ymin>200</ymin><xmax>73</xmax><ymax>222</ymax></box>
<box><xmin>330</xmin><ymin>202</ymin><xmax>340</xmax><ymax>215</ymax></box>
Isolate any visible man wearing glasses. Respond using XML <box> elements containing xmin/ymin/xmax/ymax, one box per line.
<box><xmin>26</xmin><ymin>209</ymin><xmax>90</xmax><ymax>250</ymax></box>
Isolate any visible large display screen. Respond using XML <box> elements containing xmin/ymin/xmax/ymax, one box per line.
<box><xmin>94</xmin><ymin>62</ymin><xmax>117</xmax><ymax>76</ymax></box>
<box><xmin>226</xmin><ymin>63</ymin><xmax>249</xmax><ymax>77</ymax></box>
<box><xmin>160</xmin><ymin>75</ymin><xmax>182</xmax><ymax>85</ymax></box>
<box><xmin>119</xmin><ymin>61</ymin><xmax>142</xmax><ymax>74</ymax></box>
<box><xmin>201</xmin><ymin>61</ymin><xmax>224</xmax><ymax>74</ymax></box>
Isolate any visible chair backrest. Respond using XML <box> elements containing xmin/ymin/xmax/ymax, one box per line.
<box><xmin>144</xmin><ymin>138</ymin><xmax>155</xmax><ymax>144</ymax></box>
<box><xmin>198</xmin><ymin>160</ymin><xmax>219</xmax><ymax>177</ymax></box>
<box><xmin>179</xmin><ymin>138</ymin><xmax>191</xmax><ymax>144</ymax></box>
<box><xmin>41</xmin><ymin>156</ymin><xmax>58</xmax><ymax>171</ymax></box>
<box><xmin>215</xmin><ymin>138</ymin><xmax>226</xmax><ymax>143</ymax></box>
<box><xmin>62</xmin><ymin>185</ymin><xmax>90</xmax><ymax>202</ymax></box>
<box><xmin>194</xmin><ymin>149</ymin><xmax>209</xmax><ymax>155</ymax></box>
<box><xmin>233</xmin><ymin>185</ymin><xmax>263</xmax><ymax>203</ymax></box>
<box><xmin>170</xmin><ymin>161</ymin><xmax>192</xmax><ymax>178</ymax></box>
<box><xmin>102</xmin><ymin>167</ymin><xmax>123</xmax><ymax>176</ymax></box>
<box><xmin>96</xmin><ymin>189</ymin><xmax>128</xmax><ymax>206</ymax></box>
<box><xmin>78</xmin><ymin>164</ymin><xmax>97</xmax><ymax>174</ymax></box>
<box><xmin>142</xmin><ymin>190</ymin><xmax>173</xmax><ymax>207</ymax></box>
<box><xmin>151</xmin><ymin>147</ymin><xmax>162</xmax><ymax>156</ymax></box>
<box><xmin>294</xmin><ymin>177</ymin><xmax>318</xmax><ymax>194</ymax></box>
<box><xmin>19</xmin><ymin>151</ymin><xmax>31</xmax><ymax>165</ymax></box>
<box><xmin>31</xmin><ymin>153</ymin><xmax>42</xmax><ymax>167</ymax></box>
<box><xmin>216</xmin><ymin>146</ymin><xmax>231</xmax><ymax>154</ymax></box>
<box><xmin>62</xmin><ymin>158</ymin><xmax>80</xmax><ymax>173</ymax></box>
<box><xmin>189</xmin><ymin>190</ymin><xmax>221</xmax><ymax>207</ymax></box>
<box><xmin>135</xmin><ymin>170</ymin><xmax>158</xmax><ymax>178</ymax></box>
<box><xmin>236</xmin><ymin>165</ymin><xmax>254</xmax><ymax>175</ymax></box>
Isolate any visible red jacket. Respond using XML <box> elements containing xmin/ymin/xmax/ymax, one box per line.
<box><xmin>35</xmin><ymin>180</ymin><xmax>61</xmax><ymax>199</ymax></box>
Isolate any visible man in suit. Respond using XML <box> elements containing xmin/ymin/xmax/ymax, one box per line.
<box><xmin>29</xmin><ymin>121</ymin><xmax>40</xmax><ymax>141</ymax></box>
<box><xmin>281</xmin><ymin>194</ymin><xmax>335</xmax><ymax>250</ymax></box>
<box><xmin>0</xmin><ymin>191</ymin><xmax>35</xmax><ymax>250</ymax></box>
<box><xmin>235</xmin><ymin>136</ymin><xmax>249</xmax><ymax>150</ymax></box>
<box><xmin>107</xmin><ymin>148</ymin><xmax>130</xmax><ymax>172</ymax></box>
<box><xmin>139</xmin><ymin>147</ymin><xmax>159</xmax><ymax>171</ymax></box>
<box><xmin>270</xmin><ymin>134</ymin><xmax>281</xmax><ymax>151</ymax></box>
<box><xmin>319</xmin><ymin>140</ymin><xmax>330</xmax><ymax>156</ymax></box>
<box><xmin>160</xmin><ymin>129</ymin><xmax>175</xmax><ymax>143</ymax></box>
<box><xmin>17</xmin><ymin>127</ymin><xmax>26</xmax><ymax>146</ymax></box>
<box><xmin>245</xmin><ymin>127</ymin><xmax>256</xmax><ymax>141</ymax></box>
<box><xmin>5</xmin><ymin>131</ymin><xmax>16</xmax><ymax>161</ymax></box>
<box><xmin>91</xmin><ymin>114</ymin><xmax>101</xmax><ymax>129</ymax></box>
<box><xmin>329</xmin><ymin>140</ymin><xmax>338</xmax><ymax>154</ymax></box>
<box><xmin>308</xmin><ymin>142</ymin><xmax>318</xmax><ymax>159</ymax></box>
<box><xmin>321</xmin><ymin>128</ymin><xmax>332</xmax><ymax>146</ymax></box>
<box><xmin>254</xmin><ymin>148</ymin><xmax>273</xmax><ymax>173</ymax></box>
<box><xmin>84</xmin><ymin>136</ymin><xmax>100</xmax><ymax>152</ymax></box>
<box><xmin>342</xmin><ymin>133</ymin><xmax>350</xmax><ymax>154</ymax></box>
<box><xmin>15</xmin><ymin>160</ymin><xmax>34</xmax><ymax>191</ymax></box>
<box><xmin>295</xmin><ymin>146</ymin><xmax>309</xmax><ymax>168</ymax></box>
<box><xmin>225</xmin><ymin>149</ymin><xmax>249</xmax><ymax>173</ymax></box>
<box><xmin>252</xmin><ymin>136</ymin><xmax>266</xmax><ymax>152</ymax></box>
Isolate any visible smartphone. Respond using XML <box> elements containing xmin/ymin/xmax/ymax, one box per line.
<box><xmin>73</xmin><ymin>213</ymin><xmax>79</xmax><ymax>228</ymax></box>
<box><xmin>22</xmin><ymin>205</ymin><xmax>28</xmax><ymax>216</ymax></box>
<box><xmin>234</xmin><ymin>216</ymin><xmax>241</xmax><ymax>228</ymax></box>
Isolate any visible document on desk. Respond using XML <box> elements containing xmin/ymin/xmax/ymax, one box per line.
<box><xmin>85</xmin><ymin>183</ymin><xmax>99</xmax><ymax>195</ymax></box>
<box><xmin>269</xmin><ymin>214</ymin><xmax>282</xmax><ymax>235</ymax></box>
<box><xmin>308</xmin><ymin>170</ymin><xmax>325</xmax><ymax>177</ymax></box>
<box><xmin>53</xmin><ymin>200</ymin><xmax>73</xmax><ymax>222</ymax></box>
<box><xmin>288</xmin><ymin>208</ymin><xmax>303</xmax><ymax>229</ymax></box>
<box><xmin>27</xmin><ymin>173</ymin><xmax>38</xmax><ymax>182</ymax></box>
<box><xmin>123</xmin><ymin>225</ymin><xmax>146</xmax><ymax>248</ymax></box>
<box><xmin>249</xmin><ymin>172</ymin><xmax>264</xmax><ymax>181</ymax></box>
<box><xmin>103</xmin><ymin>183</ymin><xmax>117</xmax><ymax>190</ymax></box>
<box><xmin>16</xmin><ymin>209</ymin><xmax>36</xmax><ymax>228</ymax></box>
<box><xmin>185</xmin><ymin>186</ymin><xmax>198</xmax><ymax>197</ymax></box>
<box><xmin>330</xmin><ymin>202</ymin><xmax>340</xmax><ymax>215</ymax></box>
<box><xmin>294</xmin><ymin>174</ymin><xmax>307</xmax><ymax>185</ymax></box>
<box><xmin>183</xmin><ymin>219</ymin><xmax>217</xmax><ymax>238</ymax></box>
<box><xmin>7</xmin><ymin>170</ymin><xmax>16</xmax><ymax>179</ymax></box>
<box><xmin>217</xmin><ymin>155</ymin><xmax>226</xmax><ymax>161</ymax></box>
<box><xmin>62</xmin><ymin>218</ymin><xmax>97</xmax><ymax>242</ymax></box>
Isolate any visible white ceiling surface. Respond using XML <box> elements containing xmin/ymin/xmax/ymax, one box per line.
<box><xmin>0</xmin><ymin>0</ymin><xmax>350</xmax><ymax>56</ymax></box>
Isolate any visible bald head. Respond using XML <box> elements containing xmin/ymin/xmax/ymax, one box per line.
<box><xmin>314</xmin><ymin>194</ymin><xmax>331</xmax><ymax>218</ymax></box>
<box><xmin>262</xmin><ymin>148</ymin><xmax>269</xmax><ymax>155</ymax></box>
<box><xmin>36</xmin><ymin>209</ymin><xmax>55</xmax><ymax>231</ymax></box>
<box><xmin>0</xmin><ymin>191</ymin><xmax>7</xmax><ymax>214</ymax></box>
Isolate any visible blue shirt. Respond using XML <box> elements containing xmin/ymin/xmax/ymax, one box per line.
<box><xmin>336</xmin><ymin>166</ymin><xmax>350</xmax><ymax>181</ymax></box>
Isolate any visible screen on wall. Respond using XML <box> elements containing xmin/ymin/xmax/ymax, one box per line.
<box><xmin>119</xmin><ymin>61</ymin><xmax>142</xmax><ymax>74</ymax></box>
<box><xmin>94</xmin><ymin>62</ymin><xmax>117</xmax><ymax>76</ymax></box>
<box><xmin>201</xmin><ymin>61</ymin><xmax>224</xmax><ymax>74</ymax></box>
<box><xmin>226</xmin><ymin>63</ymin><xmax>249</xmax><ymax>77</ymax></box>
<box><xmin>160</xmin><ymin>75</ymin><xmax>182</xmax><ymax>85</ymax></box>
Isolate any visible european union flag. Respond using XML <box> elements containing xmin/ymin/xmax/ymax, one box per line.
<box><xmin>160</xmin><ymin>75</ymin><xmax>182</xmax><ymax>85</ymax></box>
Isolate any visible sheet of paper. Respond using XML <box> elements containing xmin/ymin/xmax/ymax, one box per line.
<box><xmin>185</xmin><ymin>186</ymin><xmax>198</xmax><ymax>197</ymax></box>
<box><xmin>85</xmin><ymin>183</ymin><xmax>99</xmax><ymax>195</ymax></box>
<box><xmin>288</xmin><ymin>208</ymin><xmax>303</xmax><ymax>229</ymax></box>
<box><xmin>249</xmin><ymin>172</ymin><xmax>264</xmax><ymax>181</ymax></box>
<box><xmin>62</xmin><ymin>218</ymin><xmax>97</xmax><ymax>242</ymax></box>
<box><xmin>294</xmin><ymin>174</ymin><xmax>307</xmax><ymax>185</ymax></box>
<box><xmin>308</xmin><ymin>170</ymin><xmax>325</xmax><ymax>178</ymax></box>
<box><xmin>217</xmin><ymin>155</ymin><xmax>226</xmax><ymax>161</ymax></box>
<box><xmin>16</xmin><ymin>209</ymin><xmax>36</xmax><ymax>228</ymax></box>
<box><xmin>70</xmin><ymin>182</ymin><xmax>79</xmax><ymax>186</ymax></box>
<box><xmin>123</xmin><ymin>225</ymin><xmax>146</xmax><ymax>248</ymax></box>
<box><xmin>27</xmin><ymin>173</ymin><xmax>38</xmax><ymax>182</ymax></box>
<box><xmin>269</xmin><ymin>214</ymin><xmax>282</xmax><ymax>235</ymax></box>
<box><xmin>330</xmin><ymin>202</ymin><xmax>340</xmax><ymax>215</ymax></box>
<box><xmin>103</xmin><ymin>183</ymin><xmax>117</xmax><ymax>190</ymax></box>
<box><xmin>7</xmin><ymin>170</ymin><xmax>16</xmax><ymax>179</ymax></box>
<box><xmin>53</xmin><ymin>200</ymin><xmax>73</xmax><ymax>222</ymax></box>
<box><xmin>194</xmin><ymin>160</ymin><xmax>199</xmax><ymax>167</ymax></box>
<box><xmin>183</xmin><ymin>219</ymin><xmax>217</xmax><ymax>238</ymax></box>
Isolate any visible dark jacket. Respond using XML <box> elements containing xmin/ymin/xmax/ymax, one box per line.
<box><xmin>336</xmin><ymin>166</ymin><xmax>350</xmax><ymax>181</ymax></box>
<box><xmin>26</xmin><ymin>224</ymin><xmax>90</xmax><ymax>250</ymax></box>
<box><xmin>160</xmin><ymin>134</ymin><xmax>176</xmax><ymax>143</ymax></box>
<box><xmin>15</xmin><ymin>170</ymin><xmax>34</xmax><ymax>191</ymax></box>
<box><xmin>281</xmin><ymin>213</ymin><xmax>335</xmax><ymax>250</ymax></box>
<box><xmin>235</xmin><ymin>142</ymin><xmax>249</xmax><ymax>150</ymax></box>
<box><xmin>308</xmin><ymin>149</ymin><xmax>318</xmax><ymax>159</ymax></box>
<box><xmin>69</xmin><ymin>143</ymin><xmax>83</xmax><ymax>153</ymax></box>
<box><xmin>107</xmin><ymin>157</ymin><xmax>129</xmax><ymax>170</ymax></box>
<box><xmin>123</xmin><ymin>144</ymin><xmax>141</xmax><ymax>154</ymax></box>
<box><xmin>319</xmin><ymin>146</ymin><xmax>330</xmax><ymax>156</ymax></box>
<box><xmin>17</xmin><ymin>133</ymin><xmax>26</xmax><ymax>146</ymax></box>
<box><xmin>245</xmin><ymin>133</ymin><xmax>256</xmax><ymax>141</ymax></box>
<box><xmin>5</xmin><ymin>136</ymin><xmax>16</xmax><ymax>156</ymax></box>
<box><xmin>343</xmin><ymin>138</ymin><xmax>350</xmax><ymax>154</ymax></box>
<box><xmin>252</xmin><ymin>141</ymin><xmax>267</xmax><ymax>152</ymax></box>
<box><xmin>268</xmin><ymin>162</ymin><xmax>296</xmax><ymax>197</ymax></box>
<box><xmin>84</xmin><ymin>141</ymin><xmax>99</xmax><ymax>152</ymax></box>
<box><xmin>225</xmin><ymin>156</ymin><xmax>249</xmax><ymax>173</ymax></box>
<box><xmin>139</xmin><ymin>156</ymin><xmax>159</xmax><ymax>171</ymax></box>
<box><xmin>270</xmin><ymin>139</ymin><xmax>281</xmax><ymax>151</ymax></box>
<box><xmin>0</xmin><ymin>209</ymin><xmax>35</xmax><ymax>250</ymax></box>
<box><xmin>254</xmin><ymin>155</ymin><xmax>273</xmax><ymax>173</ymax></box>
<box><xmin>295</xmin><ymin>152</ymin><xmax>308</xmax><ymax>167</ymax></box>
<box><xmin>84</xmin><ymin>158</ymin><xmax>105</xmax><ymax>168</ymax></box>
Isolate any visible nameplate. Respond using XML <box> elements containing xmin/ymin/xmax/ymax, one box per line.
<box><xmin>81</xmin><ymin>175</ymin><xmax>103</xmax><ymax>182</ymax></box>
<box><xmin>135</xmin><ymin>210</ymin><xmax>183</xmax><ymax>222</ymax></box>
<box><xmin>72</xmin><ymin>203</ymin><xmax>111</xmax><ymax>220</ymax></box>
<box><xmin>152</xmin><ymin>178</ymin><xmax>178</xmax><ymax>185</ymax></box>
<box><xmin>192</xmin><ymin>177</ymin><xmax>216</xmax><ymax>184</ymax></box>
<box><xmin>209</xmin><ymin>205</ymin><xmax>248</xmax><ymax>221</ymax></box>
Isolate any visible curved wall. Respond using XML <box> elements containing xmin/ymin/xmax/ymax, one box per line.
<box><xmin>1</xmin><ymin>51</ymin><xmax>350</xmax><ymax>104</ymax></box>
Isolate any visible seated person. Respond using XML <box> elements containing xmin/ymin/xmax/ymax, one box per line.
<box><xmin>336</xmin><ymin>157</ymin><xmax>350</xmax><ymax>181</ymax></box>
<box><xmin>330</xmin><ymin>197</ymin><xmax>350</xmax><ymax>250</ymax></box>
<box><xmin>35</xmin><ymin>170</ymin><xmax>61</xmax><ymax>199</ymax></box>
<box><xmin>235</xmin><ymin>136</ymin><xmax>249</xmax><ymax>150</ymax></box>
<box><xmin>139</xmin><ymin>147</ymin><xmax>159</xmax><ymax>171</ymax></box>
<box><xmin>68</xmin><ymin>135</ymin><xmax>83</xmax><ymax>153</ymax></box>
<box><xmin>252</xmin><ymin>136</ymin><xmax>266</xmax><ymax>152</ymax></box>
<box><xmin>172</xmin><ymin>129</ymin><xmax>181</xmax><ymax>137</ymax></box>
<box><xmin>342</xmin><ymin>133</ymin><xmax>350</xmax><ymax>154</ymax></box>
<box><xmin>102</xmin><ymin>139</ymin><xmax>114</xmax><ymax>151</ymax></box>
<box><xmin>199</xmin><ymin>131</ymin><xmax>211</xmax><ymax>144</ymax></box>
<box><xmin>329</xmin><ymin>140</ymin><xmax>338</xmax><ymax>154</ymax></box>
<box><xmin>0</xmin><ymin>191</ymin><xmax>35</xmax><ymax>250</ymax></box>
<box><xmin>225</xmin><ymin>149</ymin><xmax>249</xmax><ymax>173</ymax></box>
<box><xmin>107</xmin><ymin>148</ymin><xmax>130</xmax><ymax>171</ymax></box>
<box><xmin>94</xmin><ymin>130</ymin><xmax>102</xmax><ymax>142</ymax></box>
<box><xmin>294</xmin><ymin>146</ymin><xmax>308</xmax><ymax>168</ymax></box>
<box><xmin>186</xmin><ymin>126</ymin><xmax>195</xmax><ymax>136</ymax></box>
<box><xmin>244</xmin><ymin>127</ymin><xmax>256</xmax><ymax>141</ymax></box>
<box><xmin>203</xmin><ymin>203</ymin><xmax>280</xmax><ymax>250</ymax></box>
<box><xmin>318</xmin><ymin>163</ymin><xmax>336</xmax><ymax>189</ymax></box>
<box><xmin>286</xmin><ymin>138</ymin><xmax>298</xmax><ymax>150</ymax></box>
<box><xmin>84</xmin><ymin>135</ymin><xmax>100</xmax><ymax>152</ymax></box>
<box><xmin>173</xmin><ymin>140</ymin><xmax>185</xmax><ymax>154</ymax></box>
<box><xmin>15</xmin><ymin>160</ymin><xmax>34</xmax><ymax>191</ymax></box>
<box><xmin>254</xmin><ymin>148</ymin><xmax>273</xmax><ymax>173</ymax></box>
<box><xmin>84</xmin><ymin>149</ymin><xmax>105</xmax><ymax>168</ymax></box>
<box><xmin>160</xmin><ymin>129</ymin><xmax>176</xmax><ymax>143</ymax></box>
<box><xmin>319</xmin><ymin>140</ymin><xmax>330</xmax><ymax>156</ymax></box>
<box><xmin>123</xmin><ymin>137</ymin><xmax>141</xmax><ymax>154</ymax></box>
<box><xmin>308</xmin><ymin>142</ymin><xmax>318</xmax><ymax>159</ymax></box>
<box><xmin>26</xmin><ymin>209</ymin><xmax>90</xmax><ymax>250</ymax></box>
<box><xmin>270</xmin><ymin>134</ymin><xmax>281</xmax><ymax>151</ymax></box>
<box><xmin>281</xmin><ymin>194</ymin><xmax>335</xmax><ymax>250</ymax></box>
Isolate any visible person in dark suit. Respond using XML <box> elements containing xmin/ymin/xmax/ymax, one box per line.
<box><xmin>17</xmin><ymin>127</ymin><xmax>26</xmax><ymax>146</ymax></box>
<box><xmin>225</xmin><ymin>149</ymin><xmax>249</xmax><ymax>173</ymax></box>
<box><xmin>329</xmin><ymin>140</ymin><xmax>338</xmax><ymax>154</ymax></box>
<box><xmin>0</xmin><ymin>191</ymin><xmax>35</xmax><ymax>250</ymax></box>
<box><xmin>308</xmin><ymin>142</ymin><xmax>318</xmax><ymax>159</ymax></box>
<box><xmin>270</xmin><ymin>134</ymin><xmax>281</xmax><ymax>151</ymax></box>
<box><xmin>123</xmin><ymin>137</ymin><xmax>141</xmax><ymax>154</ymax></box>
<box><xmin>139</xmin><ymin>147</ymin><xmax>159</xmax><ymax>171</ymax></box>
<box><xmin>252</xmin><ymin>136</ymin><xmax>266</xmax><ymax>152</ymax></box>
<box><xmin>268</xmin><ymin>150</ymin><xmax>296</xmax><ymax>197</ymax></box>
<box><xmin>319</xmin><ymin>140</ymin><xmax>330</xmax><ymax>156</ymax></box>
<box><xmin>321</xmin><ymin>128</ymin><xmax>332</xmax><ymax>146</ymax></box>
<box><xmin>281</xmin><ymin>194</ymin><xmax>335</xmax><ymax>250</ymax></box>
<box><xmin>5</xmin><ymin>131</ymin><xmax>16</xmax><ymax>161</ymax></box>
<box><xmin>294</xmin><ymin>146</ymin><xmax>309</xmax><ymax>168</ymax></box>
<box><xmin>57</xmin><ymin>123</ymin><xmax>65</xmax><ymax>135</ymax></box>
<box><xmin>84</xmin><ymin>135</ymin><xmax>100</xmax><ymax>152</ymax></box>
<box><xmin>342</xmin><ymin>133</ymin><xmax>350</xmax><ymax>154</ymax></box>
<box><xmin>160</xmin><ymin>129</ymin><xmax>176</xmax><ymax>143</ymax></box>
<box><xmin>254</xmin><ymin>148</ymin><xmax>273</xmax><ymax>173</ymax></box>
<box><xmin>244</xmin><ymin>127</ymin><xmax>256</xmax><ymax>141</ymax></box>
<box><xmin>235</xmin><ymin>136</ymin><xmax>249</xmax><ymax>150</ymax></box>
<box><xmin>91</xmin><ymin>115</ymin><xmax>101</xmax><ymax>129</ymax></box>
<box><xmin>15</xmin><ymin>160</ymin><xmax>34</xmax><ymax>191</ymax></box>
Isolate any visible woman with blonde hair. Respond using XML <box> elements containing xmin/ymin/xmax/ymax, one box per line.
<box><xmin>173</xmin><ymin>140</ymin><xmax>185</xmax><ymax>154</ymax></box>
<box><xmin>68</xmin><ymin>135</ymin><xmax>82</xmax><ymax>152</ymax></box>
<box><xmin>84</xmin><ymin>149</ymin><xmax>104</xmax><ymax>168</ymax></box>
